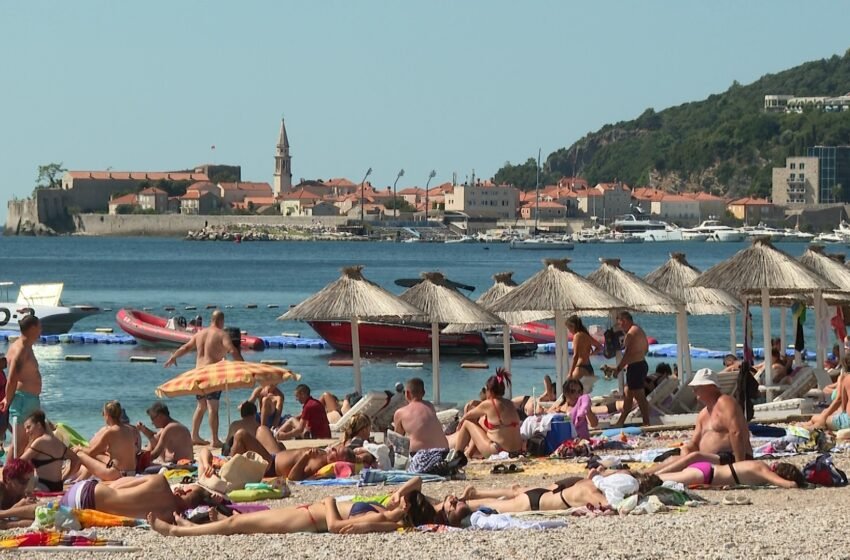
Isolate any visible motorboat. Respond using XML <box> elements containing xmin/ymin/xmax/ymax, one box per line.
<box><xmin>445</xmin><ymin>235</ymin><xmax>477</xmax><ymax>244</ymax></box>
<box><xmin>307</xmin><ymin>320</ymin><xmax>487</xmax><ymax>354</ymax></box>
<box><xmin>813</xmin><ymin>232</ymin><xmax>845</xmax><ymax>244</ymax></box>
<box><xmin>0</xmin><ymin>282</ymin><xmax>99</xmax><ymax>335</ymax></box>
<box><xmin>481</xmin><ymin>330</ymin><xmax>538</xmax><ymax>356</ymax></box>
<box><xmin>681</xmin><ymin>219</ymin><xmax>745</xmax><ymax>242</ymax></box>
<box><xmin>116</xmin><ymin>308</ymin><xmax>265</xmax><ymax>350</ymax></box>
<box><xmin>781</xmin><ymin>228</ymin><xmax>815</xmax><ymax>242</ymax></box>
<box><xmin>599</xmin><ymin>232</ymin><xmax>644</xmax><ymax>244</ymax></box>
<box><xmin>509</xmin><ymin>236</ymin><xmax>574</xmax><ymax>250</ymax></box>
<box><xmin>611</xmin><ymin>214</ymin><xmax>684</xmax><ymax>242</ymax></box>
<box><xmin>741</xmin><ymin>223</ymin><xmax>787</xmax><ymax>242</ymax></box>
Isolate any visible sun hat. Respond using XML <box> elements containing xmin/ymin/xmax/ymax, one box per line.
<box><xmin>197</xmin><ymin>473</ymin><xmax>232</xmax><ymax>499</ymax></box>
<box><xmin>688</xmin><ymin>368</ymin><xmax>720</xmax><ymax>388</ymax></box>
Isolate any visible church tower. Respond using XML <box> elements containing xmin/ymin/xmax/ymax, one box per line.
<box><xmin>273</xmin><ymin>118</ymin><xmax>292</xmax><ymax>194</ymax></box>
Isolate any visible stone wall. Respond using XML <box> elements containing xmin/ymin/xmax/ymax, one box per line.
<box><xmin>5</xmin><ymin>198</ymin><xmax>40</xmax><ymax>234</ymax></box>
<box><xmin>75</xmin><ymin>214</ymin><xmax>351</xmax><ymax>236</ymax></box>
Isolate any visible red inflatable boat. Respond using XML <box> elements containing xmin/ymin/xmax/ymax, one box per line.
<box><xmin>116</xmin><ymin>308</ymin><xmax>265</xmax><ymax>351</ymax></box>
<box><xmin>511</xmin><ymin>321</ymin><xmax>657</xmax><ymax>345</ymax></box>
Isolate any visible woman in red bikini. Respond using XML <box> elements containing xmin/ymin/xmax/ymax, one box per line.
<box><xmin>448</xmin><ymin>368</ymin><xmax>523</xmax><ymax>459</ymax></box>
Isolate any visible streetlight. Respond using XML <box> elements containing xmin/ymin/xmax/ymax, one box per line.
<box><xmin>425</xmin><ymin>170</ymin><xmax>436</xmax><ymax>223</ymax></box>
<box><xmin>360</xmin><ymin>167</ymin><xmax>372</xmax><ymax>227</ymax></box>
<box><xmin>392</xmin><ymin>168</ymin><xmax>405</xmax><ymax>220</ymax></box>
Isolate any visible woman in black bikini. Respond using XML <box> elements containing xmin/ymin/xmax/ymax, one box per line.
<box><xmin>567</xmin><ymin>315</ymin><xmax>602</xmax><ymax>394</ymax></box>
<box><xmin>18</xmin><ymin>410</ymin><xmax>79</xmax><ymax>492</ymax></box>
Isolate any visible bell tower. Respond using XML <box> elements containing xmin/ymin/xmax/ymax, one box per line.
<box><xmin>273</xmin><ymin>118</ymin><xmax>292</xmax><ymax>194</ymax></box>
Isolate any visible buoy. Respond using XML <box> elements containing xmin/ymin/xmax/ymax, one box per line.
<box><xmin>225</xmin><ymin>305</ymin><xmax>234</xmax><ymax>309</ymax></box>
<box><xmin>328</xmin><ymin>359</ymin><xmax>353</xmax><ymax>367</ymax></box>
<box><xmin>206</xmin><ymin>304</ymin><xmax>217</xmax><ymax>309</ymax></box>
<box><xmin>246</xmin><ymin>304</ymin><xmax>258</xmax><ymax>309</ymax></box>
<box><xmin>185</xmin><ymin>306</ymin><xmax>197</xmax><ymax>311</ymax></box>
<box><xmin>130</xmin><ymin>356</ymin><xmax>157</xmax><ymax>363</ymax></box>
<box><xmin>163</xmin><ymin>306</ymin><xmax>175</xmax><ymax>311</ymax></box>
<box><xmin>261</xmin><ymin>359</ymin><xmax>288</xmax><ymax>365</ymax></box>
<box><xmin>281</xmin><ymin>332</ymin><xmax>300</xmax><ymax>338</ymax></box>
<box><xmin>397</xmin><ymin>361</ymin><xmax>424</xmax><ymax>368</ymax></box>
<box><xmin>65</xmin><ymin>355</ymin><xmax>92</xmax><ymax>361</ymax></box>
<box><xmin>95</xmin><ymin>327</ymin><xmax>113</xmax><ymax>333</ymax></box>
<box><xmin>461</xmin><ymin>362</ymin><xmax>489</xmax><ymax>369</ymax></box>
<box><xmin>267</xmin><ymin>304</ymin><xmax>279</xmax><ymax>309</ymax></box>
<box><xmin>143</xmin><ymin>307</ymin><xmax>153</xmax><ymax>311</ymax></box>
<box><xmin>102</xmin><ymin>307</ymin><xmax>113</xmax><ymax>312</ymax></box>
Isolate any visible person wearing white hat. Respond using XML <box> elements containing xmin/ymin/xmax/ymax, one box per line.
<box><xmin>646</xmin><ymin>368</ymin><xmax>752</xmax><ymax>475</ymax></box>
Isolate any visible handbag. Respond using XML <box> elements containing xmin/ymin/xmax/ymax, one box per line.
<box><xmin>219</xmin><ymin>451</ymin><xmax>269</xmax><ymax>490</ymax></box>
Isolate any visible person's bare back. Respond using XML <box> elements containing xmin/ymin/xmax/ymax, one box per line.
<box><xmin>156</xmin><ymin>422</ymin><xmax>194</xmax><ymax>463</ymax></box>
<box><xmin>394</xmin><ymin>401</ymin><xmax>448</xmax><ymax>452</ymax></box>
<box><xmin>194</xmin><ymin>327</ymin><xmax>232</xmax><ymax>367</ymax></box>
<box><xmin>102</xmin><ymin>424</ymin><xmax>139</xmax><ymax>471</ymax></box>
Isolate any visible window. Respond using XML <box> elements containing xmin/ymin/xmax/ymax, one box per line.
<box><xmin>799</xmin><ymin>174</ymin><xmax>804</xmax><ymax>180</ymax></box>
<box><xmin>790</xmin><ymin>173</ymin><xmax>795</xmax><ymax>180</ymax></box>
<box><xmin>799</xmin><ymin>163</ymin><xmax>805</xmax><ymax>170</ymax></box>
<box><xmin>790</xmin><ymin>163</ymin><xmax>796</xmax><ymax>169</ymax></box>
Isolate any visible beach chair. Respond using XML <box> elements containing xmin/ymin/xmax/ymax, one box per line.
<box><xmin>385</xmin><ymin>429</ymin><xmax>411</xmax><ymax>469</ymax></box>
<box><xmin>329</xmin><ymin>391</ymin><xmax>395</xmax><ymax>434</ymax></box>
<box><xmin>623</xmin><ymin>376</ymin><xmax>680</xmax><ymax>422</ymax></box>
<box><xmin>766</xmin><ymin>366</ymin><xmax>816</xmax><ymax>403</ymax></box>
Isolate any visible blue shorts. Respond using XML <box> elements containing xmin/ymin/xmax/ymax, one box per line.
<box><xmin>196</xmin><ymin>391</ymin><xmax>222</xmax><ymax>401</ymax></box>
<box><xmin>9</xmin><ymin>390</ymin><xmax>40</xmax><ymax>424</ymax></box>
<box><xmin>830</xmin><ymin>412</ymin><xmax>850</xmax><ymax>431</ymax></box>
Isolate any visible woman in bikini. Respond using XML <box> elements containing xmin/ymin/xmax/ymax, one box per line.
<box><xmin>657</xmin><ymin>460</ymin><xmax>805</xmax><ymax>488</ymax></box>
<box><xmin>18</xmin><ymin>410</ymin><xmax>79</xmax><ymax>492</ymax></box>
<box><xmin>66</xmin><ymin>401</ymin><xmax>139</xmax><ymax>481</ymax></box>
<box><xmin>567</xmin><ymin>315</ymin><xmax>602</xmax><ymax>394</ymax></box>
<box><xmin>448</xmin><ymin>368</ymin><xmax>523</xmax><ymax>459</ymax></box>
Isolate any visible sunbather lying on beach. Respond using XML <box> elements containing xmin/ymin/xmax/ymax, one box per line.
<box><xmin>449</xmin><ymin>369</ymin><xmax>522</xmax><ymax>459</ymax></box>
<box><xmin>148</xmin><ymin>475</ymin><xmax>436</xmax><ymax>536</ymax></box>
<box><xmin>656</xmin><ymin>460</ymin><xmax>805</xmax><ymax>488</ymax></box>
<box><xmin>0</xmin><ymin>459</ymin><xmax>35</xmax><ymax>511</ymax></box>
<box><xmin>511</xmin><ymin>375</ymin><xmax>556</xmax><ymax>417</ymax></box>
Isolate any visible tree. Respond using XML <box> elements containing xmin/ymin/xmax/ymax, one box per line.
<box><xmin>384</xmin><ymin>198</ymin><xmax>415</xmax><ymax>212</ymax></box>
<box><xmin>494</xmin><ymin>158</ymin><xmax>559</xmax><ymax>190</ymax></box>
<box><xmin>35</xmin><ymin>162</ymin><xmax>67</xmax><ymax>190</ymax></box>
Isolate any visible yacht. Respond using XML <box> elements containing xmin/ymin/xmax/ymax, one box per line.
<box><xmin>813</xmin><ymin>232</ymin><xmax>844</xmax><ymax>244</ymax></box>
<box><xmin>0</xmin><ymin>282</ymin><xmax>99</xmax><ymax>334</ymax></box>
<box><xmin>741</xmin><ymin>222</ymin><xmax>786</xmax><ymax>242</ymax></box>
<box><xmin>682</xmin><ymin>219</ymin><xmax>745</xmax><ymax>242</ymax></box>
<box><xmin>782</xmin><ymin>228</ymin><xmax>815</xmax><ymax>242</ymax></box>
<box><xmin>444</xmin><ymin>235</ymin><xmax>477</xmax><ymax>244</ymax></box>
<box><xmin>611</xmin><ymin>214</ymin><xmax>684</xmax><ymax>242</ymax></box>
<box><xmin>509</xmin><ymin>235</ymin><xmax>575</xmax><ymax>250</ymax></box>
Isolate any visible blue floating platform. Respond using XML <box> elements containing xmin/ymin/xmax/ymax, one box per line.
<box><xmin>260</xmin><ymin>335</ymin><xmax>328</xmax><ymax>350</ymax></box>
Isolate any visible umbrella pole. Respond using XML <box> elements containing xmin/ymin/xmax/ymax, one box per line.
<box><xmin>814</xmin><ymin>290</ymin><xmax>825</xmax><ymax>375</ymax></box>
<box><xmin>761</xmin><ymin>288</ymin><xmax>774</xmax><ymax>398</ymax></box>
<box><xmin>554</xmin><ymin>310</ymin><xmax>565</xmax><ymax>389</ymax></box>
<box><xmin>351</xmin><ymin>316</ymin><xmax>362</xmax><ymax>395</ymax></box>
<box><xmin>502</xmin><ymin>324</ymin><xmax>512</xmax><ymax>398</ymax></box>
<box><xmin>780</xmin><ymin>307</ymin><xmax>787</xmax><ymax>362</ymax></box>
<box><xmin>675</xmin><ymin>305</ymin><xmax>687</xmax><ymax>387</ymax></box>
<box><xmin>431</xmin><ymin>322</ymin><xmax>441</xmax><ymax>404</ymax></box>
<box><xmin>729</xmin><ymin>312</ymin><xmax>736</xmax><ymax>355</ymax></box>
<box><xmin>610</xmin><ymin>309</ymin><xmax>624</xmax><ymax>395</ymax></box>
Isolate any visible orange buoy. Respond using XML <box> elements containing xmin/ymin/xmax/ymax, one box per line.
<box><xmin>328</xmin><ymin>359</ymin><xmax>354</xmax><ymax>367</ymax></box>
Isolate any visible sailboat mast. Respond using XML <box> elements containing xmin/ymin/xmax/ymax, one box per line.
<box><xmin>535</xmin><ymin>148</ymin><xmax>541</xmax><ymax>233</ymax></box>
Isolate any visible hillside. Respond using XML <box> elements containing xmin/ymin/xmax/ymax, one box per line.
<box><xmin>498</xmin><ymin>49</ymin><xmax>850</xmax><ymax>198</ymax></box>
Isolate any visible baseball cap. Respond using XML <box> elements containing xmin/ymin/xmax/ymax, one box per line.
<box><xmin>688</xmin><ymin>368</ymin><xmax>720</xmax><ymax>388</ymax></box>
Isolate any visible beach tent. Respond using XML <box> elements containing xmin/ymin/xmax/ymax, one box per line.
<box><xmin>587</xmin><ymin>258</ymin><xmax>679</xmax><ymax>392</ymax></box>
<box><xmin>399</xmin><ymin>272</ymin><xmax>504</xmax><ymax>404</ymax></box>
<box><xmin>278</xmin><ymin>266</ymin><xmax>426</xmax><ymax>394</ymax></box>
<box><xmin>489</xmin><ymin>259</ymin><xmax>627</xmax><ymax>389</ymax></box>
<box><xmin>693</xmin><ymin>238</ymin><xmax>837</xmax><ymax>397</ymax></box>
<box><xmin>645</xmin><ymin>253</ymin><xmax>742</xmax><ymax>386</ymax></box>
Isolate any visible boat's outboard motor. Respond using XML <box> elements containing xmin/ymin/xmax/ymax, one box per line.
<box><xmin>175</xmin><ymin>316</ymin><xmax>188</xmax><ymax>329</ymax></box>
<box><xmin>226</xmin><ymin>327</ymin><xmax>241</xmax><ymax>350</ymax></box>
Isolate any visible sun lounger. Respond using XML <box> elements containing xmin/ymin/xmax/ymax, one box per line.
<box><xmin>624</xmin><ymin>377</ymin><xmax>680</xmax><ymax>422</ymax></box>
<box><xmin>765</xmin><ymin>366</ymin><xmax>816</xmax><ymax>403</ymax></box>
<box><xmin>329</xmin><ymin>391</ymin><xmax>395</xmax><ymax>434</ymax></box>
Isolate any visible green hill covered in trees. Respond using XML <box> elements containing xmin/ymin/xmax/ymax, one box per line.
<box><xmin>496</xmin><ymin>49</ymin><xmax>850</xmax><ymax>198</ymax></box>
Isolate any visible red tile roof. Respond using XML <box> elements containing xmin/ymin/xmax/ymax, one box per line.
<box><xmin>729</xmin><ymin>197</ymin><xmax>773</xmax><ymax>206</ymax></box>
<box><xmin>109</xmin><ymin>193</ymin><xmax>138</xmax><ymax>205</ymax></box>
<box><xmin>218</xmin><ymin>182</ymin><xmax>273</xmax><ymax>193</ymax></box>
<box><xmin>281</xmin><ymin>189</ymin><xmax>323</xmax><ymax>201</ymax></box>
<box><xmin>139</xmin><ymin>187</ymin><xmax>168</xmax><ymax>195</ymax></box>
<box><xmin>324</xmin><ymin>178</ymin><xmax>357</xmax><ymax>188</ymax></box>
<box><xmin>398</xmin><ymin>187</ymin><xmax>425</xmax><ymax>196</ymax></box>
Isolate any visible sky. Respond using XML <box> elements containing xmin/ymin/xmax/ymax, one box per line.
<box><xmin>1</xmin><ymin>1</ymin><xmax>849</xmax><ymax>219</ymax></box>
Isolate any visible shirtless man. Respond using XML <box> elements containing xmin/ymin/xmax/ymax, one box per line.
<box><xmin>247</xmin><ymin>384</ymin><xmax>285</xmax><ymax>428</ymax></box>
<box><xmin>223</xmin><ymin>401</ymin><xmax>283</xmax><ymax>455</ymax></box>
<box><xmin>136</xmin><ymin>401</ymin><xmax>194</xmax><ymax>463</ymax></box>
<box><xmin>69</xmin><ymin>401</ymin><xmax>139</xmax><ymax>480</ymax></box>
<box><xmin>224</xmin><ymin>430</ymin><xmax>353</xmax><ymax>480</ymax></box>
<box><xmin>164</xmin><ymin>310</ymin><xmax>243</xmax><ymax>447</ymax></box>
<box><xmin>611</xmin><ymin>311</ymin><xmax>651</xmax><ymax>427</ymax></box>
<box><xmin>647</xmin><ymin>368</ymin><xmax>752</xmax><ymax>475</ymax></box>
<box><xmin>393</xmin><ymin>378</ymin><xmax>450</xmax><ymax>473</ymax></box>
<box><xmin>0</xmin><ymin>315</ymin><xmax>43</xmax><ymax>457</ymax></box>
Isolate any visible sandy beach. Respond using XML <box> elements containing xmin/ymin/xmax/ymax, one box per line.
<box><xmin>10</xmin><ymin>438</ymin><xmax>850</xmax><ymax>560</ymax></box>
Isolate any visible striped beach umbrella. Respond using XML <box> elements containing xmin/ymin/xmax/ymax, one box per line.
<box><xmin>155</xmin><ymin>360</ymin><xmax>301</xmax><ymax>398</ymax></box>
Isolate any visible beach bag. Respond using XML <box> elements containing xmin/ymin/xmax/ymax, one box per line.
<box><xmin>219</xmin><ymin>451</ymin><xmax>269</xmax><ymax>490</ymax></box>
<box><xmin>802</xmin><ymin>453</ymin><xmax>848</xmax><ymax>487</ymax></box>
<box><xmin>526</xmin><ymin>432</ymin><xmax>548</xmax><ymax>457</ymax></box>
<box><xmin>602</xmin><ymin>328</ymin><xmax>619</xmax><ymax>359</ymax></box>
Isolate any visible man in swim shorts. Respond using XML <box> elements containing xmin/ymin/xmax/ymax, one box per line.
<box><xmin>611</xmin><ymin>311</ymin><xmax>651</xmax><ymax>427</ymax></box>
<box><xmin>0</xmin><ymin>315</ymin><xmax>43</xmax><ymax>457</ymax></box>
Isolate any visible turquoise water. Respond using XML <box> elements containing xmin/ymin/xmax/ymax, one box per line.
<box><xmin>0</xmin><ymin>236</ymin><xmax>843</xmax><ymax>439</ymax></box>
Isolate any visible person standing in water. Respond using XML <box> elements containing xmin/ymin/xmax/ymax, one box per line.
<box><xmin>164</xmin><ymin>310</ymin><xmax>243</xmax><ymax>447</ymax></box>
<box><xmin>0</xmin><ymin>315</ymin><xmax>43</xmax><ymax>457</ymax></box>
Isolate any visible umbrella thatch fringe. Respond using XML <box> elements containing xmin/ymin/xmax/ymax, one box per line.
<box><xmin>445</xmin><ymin>273</ymin><xmax>550</xmax><ymax>333</ymax></box>
<box><xmin>692</xmin><ymin>238</ymin><xmax>836</xmax><ymax>295</ymax></box>
<box><xmin>644</xmin><ymin>253</ymin><xmax>741</xmax><ymax>315</ymax></box>
<box><xmin>489</xmin><ymin>258</ymin><xmax>626</xmax><ymax>317</ymax></box>
<box><xmin>400</xmin><ymin>272</ymin><xmax>504</xmax><ymax>325</ymax></box>
<box><xmin>800</xmin><ymin>245</ymin><xmax>850</xmax><ymax>292</ymax></box>
<box><xmin>279</xmin><ymin>265</ymin><xmax>426</xmax><ymax>321</ymax></box>
<box><xmin>587</xmin><ymin>258</ymin><xmax>679</xmax><ymax>314</ymax></box>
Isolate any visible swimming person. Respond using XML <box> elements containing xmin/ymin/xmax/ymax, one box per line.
<box><xmin>0</xmin><ymin>315</ymin><xmax>43</xmax><ymax>457</ymax></box>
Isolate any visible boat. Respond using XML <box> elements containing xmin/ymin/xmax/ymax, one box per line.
<box><xmin>307</xmin><ymin>320</ymin><xmax>487</xmax><ymax>354</ymax></box>
<box><xmin>444</xmin><ymin>235</ymin><xmax>477</xmax><ymax>244</ymax></box>
<box><xmin>813</xmin><ymin>232</ymin><xmax>844</xmax><ymax>244</ymax></box>
<box><xmin>0</xmin><ymin>282</ymin><xmax>99</xmax><ymax>335</ymax></box>
<box><xmin>781</xmin><ymin>228</ymin><xmax>815</xmax><ymax>242</ymax></box>
<box><xmin>481</xmin><ymin>330</ymin><xmax>538</xmax><ymax>356</ymax></box>
<box><xmin>741</xmin><ymin>222</ymin><xmax>786</xmax><ymax>242</ymax></box>
<box><xmin>116</xmin><ymin>309</ymin><xmax>265</xmax><ymax>351</ymax></box>
<box><xmin>681</xmin><ymin>219</ymin><xmax>745</xmax><ymax>242</ymax></box>
<box><xmin>511</xmin><ymin>321</ymin><xmax>657</xmax><ymax>345</ymax></box>
<box><xmin>611</xmin><ymin>214</ymin><xmax>684</xmax><ymax>242</ymax></box>
<box><xmin>509</xmin><ymin>236</ymin><xmax>575</xmax><ymax>250</ymax></box>
<box><xmin>599</xmin><ymin>232</ymin><xmax>644</xmax><ymax>244</ymax></box>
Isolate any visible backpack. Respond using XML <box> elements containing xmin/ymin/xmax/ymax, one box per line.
<box><xmin>603</xmin><ymin>328</ymin><xmax>620</xmax><ymax>359</ymax></box>
<box><xmin>526</xmin><ymin>432</ymin><xmax>548</xmax><ymax>457</ymax></box>
<box><xmin>802</xmin><ymin>453</ymin><xmax>848</xmax><ymax>487</ymax></box>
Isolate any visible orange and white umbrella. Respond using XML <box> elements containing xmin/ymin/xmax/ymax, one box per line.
<box><xmin>155</xmin><ymin>361</ymin><xmax>301</xmax><ymax>398</ymax></box>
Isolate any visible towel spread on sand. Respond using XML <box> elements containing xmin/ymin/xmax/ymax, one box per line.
<box><xmin>469</xmin><ymin>511</ymin><xmax>567</xmax><ymax>530</ymax></box>
<box><xmin>0</xmin><ymin>530</ymin><xmax>125</xmax><ymax>548</ymax></box>
<box><xmin>359</xmin><ymin>469</ymin><xmax>446</xmax><ymax>485</ymax></box>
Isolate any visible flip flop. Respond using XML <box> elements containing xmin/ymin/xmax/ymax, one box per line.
<box><xmin>507</xmin><ymin>464</ymin><xmax>524</xmax><ymax>473</ymax></box>
<box><xmin>490</xmin><ymin>464</ymin><xmax>508</xmax><ymax>475</ymax></box>
<box><xmin>735</xmin><ymin>495</ymin><xmax>752</xmax><ymax>505</ymax></box>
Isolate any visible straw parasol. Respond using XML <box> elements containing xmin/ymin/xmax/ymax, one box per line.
<box><xmin>645</xmin><ymin>253</ymin><xmax>742</xmax><ymax>384</ymax></box>
<box><xmin>799</xmin><ymin>245</ymin><xmax>850</xmax><ymax>366</ymax></box>
<box><xmin>278</xmin><ymin>266</ymin><xmax>426</xmax><ymax>394</ymax></box>
<box><xmin>489</xmin><ymin>259</ymin><xmax>627</xmax><ymax>387</ymax></box>
<box><xmin>693</xmin><ymin>238</ymin><xmax>838</xmax><ymax>394</ymax></box>
<box><xmin>399</xmin><ymin>271</ymin><xmax>504</xmax><ymax>403</ymax></box>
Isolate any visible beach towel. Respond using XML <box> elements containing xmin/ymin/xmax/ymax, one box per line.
<box><xmin>0</xmin><ymin>530</ymin><xmax>125</xmax><ymax>549</ymax></box>
<box><xmin>312</xmin><ymin>461</ymin><xmax>362</xmax><ymax>479</ymax></box>
<box><xmin>359</xmin><ymin>469</ymin><xmax>446</xmax><ymax>485</ymax></box>
<box><xmin>297</xmin><ymin>478</ymin><xmax>360</xmax><ymax>487</ymax></box>
<box><xmin>469</xmin><ymin>511</ymin><xmax>567</xmax><ymax>530</ymax></box>
<box><xmin>407</xmin><ymin>448</ymin><xmax>448</xmax><ymax>474</ymax></box>
<box><xmin>73</xmin><ymin>509</ymin><xmax>147</xmax><ymax>529</ymax></box>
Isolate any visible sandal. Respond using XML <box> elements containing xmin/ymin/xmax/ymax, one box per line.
<box><xmin>490</xmin><ymin>464</ymin><xmax>508</xmax><ymax>474</ymax></box>
<box><xmin>507</xmin><ymin>464</ymin><xmax>524</xmax><ymax>473</ymax></box>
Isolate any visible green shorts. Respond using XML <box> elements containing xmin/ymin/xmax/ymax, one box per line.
<box><xmin>9</xmin><ymin>390</ymin><xmax>41</xmax><ymax>424</ymax></box>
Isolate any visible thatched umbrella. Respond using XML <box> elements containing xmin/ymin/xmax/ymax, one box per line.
<box><xmin>800</xmin><ymin>245</ymin><xmax>850</xmax><ymax>366</ymax></box>
<box><xmin>489</xmin><ymin>259</ymin><xmax>627</xmax><ymax>388</ymax></box>
<box><xmin>279</xmin><ymin>266</ymin><xmax>426</xmax><ymax>394</ymax></box>
<box><xmin>645</xmin><ymin>253</ymin><xmax>742</xmax><ymax>385</ymax></box>
<box><xmin>693</xmin><ymin>238</ymin><xmax>837</xmax><ymax>395</ymax></box>
<box><xmin>399</xmin><ymin>271</ymin><xmax>505</xmax><ymax>403</ymax></box>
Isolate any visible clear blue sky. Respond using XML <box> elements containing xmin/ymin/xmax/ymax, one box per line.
<box><xmin>1</xmin><ymin>1</ymin><xmax>848</xmax><ymax>219</ymax></box>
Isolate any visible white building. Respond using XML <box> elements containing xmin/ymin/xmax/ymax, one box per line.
<box><xmin>444</xmin><ymin>183</ymin><xmax>518</xmax><ymax>219</ymax></box>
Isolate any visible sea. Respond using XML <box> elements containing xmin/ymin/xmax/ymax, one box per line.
<box><xmin>0</xmin><ymin>236</ymin><xmax>844</xmax><ymax>440</ymax></box>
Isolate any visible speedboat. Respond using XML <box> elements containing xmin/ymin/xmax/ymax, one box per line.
<box><xmin>445</xmin><ymin>235</ymin><xmax>477</xmax><ymax>244</ymax></box>
<box><xmin>813</xmin><ymin>232</ymin><xmax>844</xmax><ymax>244</ymax></box>
<box><xmin>0</xmin><ymin>282</ymin><xmax>99</xmax><ymax>335</ymax></box>
<box><xmin>509</xmin><ymin>236</ymin><xmax>574</xmax><ymax>250</ymax></box>
<box><xmin>116</xmin><ymin>308</ymin><xmax>265</xmax><ymax>350</ymax></box>
<box><xmin>612</xmin><ymin>214</ymin><xmax>684</xmax><ymax>242</ymax></box>
<box><xmin>682</xmin><ymin>220</ymin><xmax>745</xmax><ymax>242</ymax></box>
<box><xmin>782</xmin><ymin>228</ymin><xmax>815</xmax><ymax>242</ymax></box>
<box><xmin>741</xmin><ymin>223</ymin><xmax>786</xmax><ymax>242</ymax></box>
